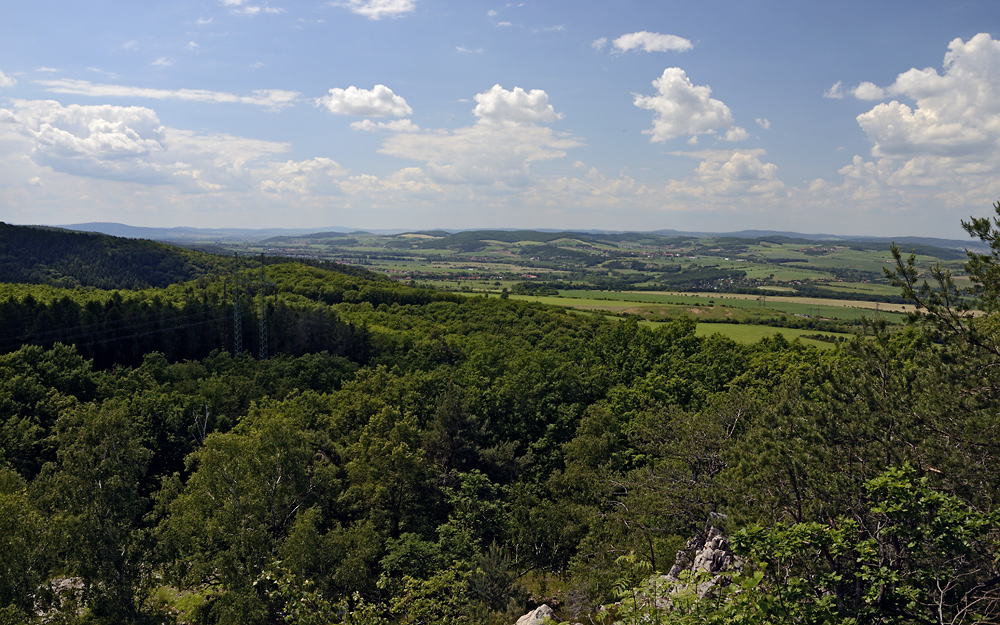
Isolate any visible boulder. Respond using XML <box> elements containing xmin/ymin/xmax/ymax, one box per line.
<box><xmin>515</xmin><ymin>603</ymin><xmax>556</xmax><ymax>625</ymax></box>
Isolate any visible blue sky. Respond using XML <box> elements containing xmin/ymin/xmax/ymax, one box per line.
<box><xmin>1</xmin><ymin>1</ymin><xmax>998</xmax><ymax>237</ymax></box>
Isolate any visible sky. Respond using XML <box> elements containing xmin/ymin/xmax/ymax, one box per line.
<box><xmin>1</xmin><ymin>1</ymin><xmax>999</xmax><ymax>238</ymax></box>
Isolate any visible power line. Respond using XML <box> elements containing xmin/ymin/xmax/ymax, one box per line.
<box><xmin>0</xmin><ymin>307</ymin><xmax>229</xmax><ymax>354</ymax></box>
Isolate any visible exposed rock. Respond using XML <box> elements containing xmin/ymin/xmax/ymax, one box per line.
<box><xmin>664</xmin><ymin>521</ymin><xmax>739</xmax><ymax>599</ymax></box>
<box><xmin>515</xmin><ymin>603</ymin><xmax>556</xmax><ymax>625</ymax></box>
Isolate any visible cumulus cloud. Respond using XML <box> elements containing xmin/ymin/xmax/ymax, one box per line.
<box><xmin>36</xmin><ymin>79</ymin><xmax>299</xmax><ymax>111</ymax></box>
<box><xmin>852</xmin><ymin>81</ymin><xmax>885</xmax><ymax>100</ymax></box>
<box><xmin>350</xmin><ymin>118</ymin><xmax>420</xmax><ymax>132</ymax></box>
<box><xmin>473</xmin><ymin>84</ymin><xmax>562</xmax><ymax>125</ymax></box>
<box><xmin>807</xmin><ymin>33</ymin><xmax>1000</xmax><ymax>221</ymax></box>
<box><xmin>756</xmin><ymin>117</ymin><xmax>770</xmax><ymax>130</ymax></box>
<box><xmin>687</xmin><ymin>150</ymin><xmax>783</xmax><ymax>196</ymax></box>
<box><xmin>0</xmin><ymin>70</ymin><xmax>15</xmax><ymax>89</ymax></box>
<box><xmin>633</xmin><ymin>68</ymin><xmax>746</xmax><ymax>143</ymax></box>
<box><xmin>591</xmin><ymin>37</ymin><xmax>607</xmax><ymax>52</ymax></box>
<box><xmin>331</xmin><ymin>0</ymin><xmax>416</xmax><ymax>20</ymax></box>
<box><xmin>318</xmin><ymin>85</ymin><xmax>412</xmax><ymax>117</ymax></box>
<box><xmin>612</xmin><ymin>31</ymin><xmax>692</xmax><ymax>54</ymax></box>
<box><xmin>1</xmin><ymin>99</ymin><xmax>296</xmax><ymax>191</ymax></box>
<box><xmin>371</xmin><ymin>84</ymin><xmax>576</xmax><ymax>188</ymax></box>
<box><xmin>5</xmin><ymin>100</ymin><xmax>167</xmax><ymax>181</ymax></box>
<box><xmin>862</xmin><ymin>33</ymin><xmax>1000</xmax><ymax>159</ymax></box>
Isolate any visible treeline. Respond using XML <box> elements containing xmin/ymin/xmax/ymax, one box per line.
<box><xmin>0</xmin><ymin>290</ymin><xmax>370</xmax><ymax>369</ymax></box>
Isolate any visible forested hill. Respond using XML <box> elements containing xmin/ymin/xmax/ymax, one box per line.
<box><xmin>0</xmin><ymin>222</ymin><xmax>230</xmax><ymax>289</ymax></box>
<box><xmin>0</xmin><ymin>222</ymin><xmax>385</xmax><ymax>290</ymax></box>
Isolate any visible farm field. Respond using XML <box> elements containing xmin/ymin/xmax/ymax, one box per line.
<box><xmin>209</xmin><ymin>228</ymin><xmax>976</xmax><ymax>335</ymax></box>
<box><xmin>692</xmin><ymin>323</ymin><xmax>849</xmax><ymax>348</ymax></box>
<box><xmin>513</xmin><ymin>291</ymin><xmax>908</xmax><ymax>325</ymax></box>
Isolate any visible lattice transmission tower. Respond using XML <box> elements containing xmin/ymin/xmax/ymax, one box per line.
<box><xmin>257</xmin><ymin>253</ymin><xmax>275</xmax><ymax>360</ymax></box>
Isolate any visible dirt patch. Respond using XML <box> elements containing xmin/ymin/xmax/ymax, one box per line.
<box><xmin>687</xmin><ymin>308</ymin><xmax>704</xmax><ymax>315</ymax></box>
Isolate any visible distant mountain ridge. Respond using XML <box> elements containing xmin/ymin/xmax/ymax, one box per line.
<box><xmin>56</xmin><ymin>222</ymin><xmax>368</xmax><ymax>241</ymax></box>
<box><xmin>52</xmin><ymin>222</ymin><xmax>981</xmax><ymax>251</ymax></box>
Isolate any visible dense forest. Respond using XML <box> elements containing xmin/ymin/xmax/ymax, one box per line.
<box><xmin>2</xmin><ymin>205</ymin><xmax>1000</xmax><ymax>625</ymax></box>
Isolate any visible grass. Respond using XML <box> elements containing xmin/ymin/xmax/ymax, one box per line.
<box><xmin>544</xmin><ymin>290</ymin><xmax>908</xmax><ymax>324</ymax></box>
<box><xmin>692</xmin><ymin>323</ymin><xmax>850</xmax><ymax>348</ymax></box>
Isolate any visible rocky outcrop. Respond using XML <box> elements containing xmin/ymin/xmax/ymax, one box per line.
<box><xmin>663</xmin><ymin>523</ymin><xmax>739</xmax><ymax>598</ymax></box>
<box><xmin>668</xmin><ymin>525</ymin><xmax>736</xmax><ymax>581</ymax></box>
<box><xmin>515</xmin><ymin>603</ymin><xmax>556</xmax><ymax>625</ymax></box>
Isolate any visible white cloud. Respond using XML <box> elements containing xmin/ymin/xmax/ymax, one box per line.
<box><xmin>473</xmin><ymin>84</ymin><xmax>562</xmax><ymax>125</ymax></box>
<box><xmin>4</xmin><ymin>100</ymin><xmax>167</xmax><ymax>181</ymax></box>
<box><xmin>852</xmin><ymin>81</ymin><xmax>885</xmax><ymax>100</ymax></box>
<box><xmin>855</xmin><ymin>33</ymin><xmax>1000</xmax><ymax>163</ymax></box>
<box><xmin>823</xmin><ymin>81</ymin><xmax>845</xmax><ymax>99</ymax></box>
<box><xmin>756</xmin><ymin>117</ymin><xmax>770</xmax><ymax>130</ymax></box>
<box><xmin>457</xmin><ymin>46</ymin><xmax>484</xmax><ymax>54</ymax></box>
<box><xmin>0</xmin><ymin>98</ymin><xmax>311</xmax><ymax>195</ymax></box>
<box><xmin>35</xmin><ymin>79</ymin><xmax>299</xmax><ymax>111</ymax></box>
<box><xmin>800</xmin><ymin>34</ymin><xmax>1000</xmax><ymax>224</ymax></box>
<box><xmin>317</xmin><ymin>85</ymin><xmax>412</xmax><ymax>117</ymax></box>
<box><xmin>122</xmin><ymin>40</ymin><xmax>139</xmax><ymax>51</ymax></box>
<box><xmin>186</xmin><ymin>41</ymin><xmax>199</xmax><ymax>50</ymax></box>
<box><xmin>612</xmin><ymin>31</ymin><xmax>693</xmax><ymax>54</ymax></box>
<box><xmin>152</xmin><ymin>57</ymin><xmax>172</xmax><ymax>67</ymax></box>
<box><xmin>350</xmin><ymin>118</ymin><xmax>420</xmax><ymax>132</ymax></box>
<box><xmin>36</xmin><ymin>67</ymin><xmax>59</xmax><ymax>73</ymax></box>
<box><xmin>372</xmin><ymin>85</ymin><xmax>576</xmax><ymax>188</ymax></box>
<box><xmin>684</xmin><ymin>150</ymin><xmax>784</xmax><ymax>196</ymax></box>
<box><xmin>330</xmin><ymin>0</ymin><xmax>416</xmax><ymax>20</ymax></box>
<box><xmin>379</xmin><ymin>123</ymin><xmax>582</xmax><ymax>187</ymax></box>
<box><xmin>259</xmin><ymin>158</ymin><xmax>347</xmax><ymax>195</ymax></box>
<box><xmin>633</xmin><ymin>68</ymin><xmax>746</xmax><ymax>143</ymax></box>
<box><xmin>724</xmin><ymin>127</ymin><xmax>749</xmax><ymax>142</ymax></box>
<box><xmin>487</xmin><ymin>9</ymin><xmax>497</xmax><ymax>17</ymax></box>
<box><xmin>0</xmin><ymin>70</ymin><xmax>15</xmax><ymax>89</ymax></box>
<box><xmin>591</xmin><ymin>37</ymin><xmax>607</xmax><ymax>52</ymax></box>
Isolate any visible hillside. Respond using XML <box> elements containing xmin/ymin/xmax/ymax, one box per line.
<box><xmin>0</xmin><ymin>223</ymin><xmax>229</xmax><ymax>289</ymax></box>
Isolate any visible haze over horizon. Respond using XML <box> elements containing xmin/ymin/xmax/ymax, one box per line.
<box><xmin>2</xmin><ymin>1</ymin><xmax>999</xmax><ymax>239</ymax></box>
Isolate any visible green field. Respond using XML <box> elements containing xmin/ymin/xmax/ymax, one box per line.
<box><xmin>692</xmin><ymin>323</ymin><xmax>849</xmax><ymax>348</ymax></box>
<box><xmin>518</xmin><ymin>290</ymin><xmax>908</xmax><ymax>324</ymax></box>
